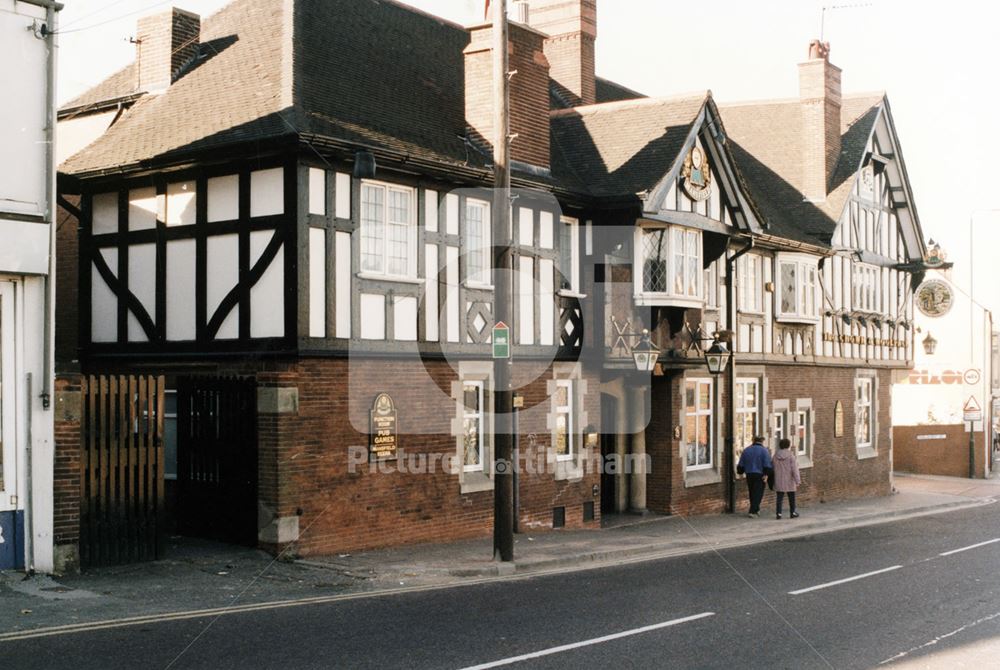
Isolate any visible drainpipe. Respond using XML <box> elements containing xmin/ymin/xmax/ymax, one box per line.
<box><xmin>39</xmin><ymin>0</ymin><xmax>58</xmax><ymax>411</ymax></box>
<box><xmin>725</xmin><ymin>239</ymin><xmax>755</xmax><ymax>513</ymax></box>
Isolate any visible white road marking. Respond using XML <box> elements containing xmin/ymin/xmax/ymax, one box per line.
<box><xmin>878</xmin><ymin>610</ymin><xmax>1000</xmax><ymax>664</ymax></box>
<box><xmin>456</xmin><ymin>612</ymin><xmax>715</xmax><ymax>670</ymax></box>
<box><xmin>938</xmin><ymin>538</ymin><xmax>1000</xmax><ymax>557</ymax></box>
<box><xmin>788</xmin><ymin>565</ymin><xmax>902</xmax><ymax>595</ymax></box>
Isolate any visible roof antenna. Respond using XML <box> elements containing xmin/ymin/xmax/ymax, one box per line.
<box><xmin>820</xmin><ymin>3</ymin><xmax>873</xmax><ymax>42</ymax></box>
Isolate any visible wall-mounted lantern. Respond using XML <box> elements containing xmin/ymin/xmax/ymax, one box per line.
<box><xmin>922</xmin><ymin>331</ymin><xmax>938</xmax><ymax>355</ymax></box>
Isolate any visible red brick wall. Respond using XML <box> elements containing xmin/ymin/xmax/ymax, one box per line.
<box><xmin>893</xmin><ymin>424</ymin><xmax>987</xmax><ymax>478</ymax></box>
<box><xmin>55</xmin><ymin>196</ymin><xmax>80</xmax><ymax>373</ymax></box>
<box><xmin>53</xmin><ymin>374</ymin><xmax>83</xmax><ymax>572</ymax></box>
<box><xmin>277</xmin><ymin>357</ymin><xmax>600</xmax><ymax>556</ymax></box>
<box><xmin>465</xmin><ymin>23</ymin><xmax>551</xmax><ymax>168</ymax></box>
<box><xmin>645</xmin><ymin>365</ymin><xmax>893</xmax><ymax>517</ymax></box>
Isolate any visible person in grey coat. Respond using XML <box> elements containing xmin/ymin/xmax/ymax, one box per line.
<box><xmin>773</xmin><ymin>438</ymin><xmax>801</xmax><ymax>519</ymax></box>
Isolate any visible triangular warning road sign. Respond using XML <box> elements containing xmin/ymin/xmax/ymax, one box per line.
<box><xmin>963</xmin><ymin>396</ymin><xmax>982</xmax><ymax>412</ymax></box>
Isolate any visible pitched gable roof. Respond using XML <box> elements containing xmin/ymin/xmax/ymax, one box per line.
<box><xmin>61</xmin><ymin>0</ymin><xmax>484</xmax><ymax>176</ymax></box>
<box><xmin>549</xmin><ymin>94</ymin><xmax>709</xmax><ymax>199</ymax></box>
<box><xmin>719</xmin><ymin>93</ymin><xmax>885</xmax><ymax>246</ymax></box>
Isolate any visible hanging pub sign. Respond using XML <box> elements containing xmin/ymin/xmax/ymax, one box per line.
<box><xmin>916</xmin><ymin>279</ymin><xmax>954</xmax><ymax>318</ymax></box>
<box><xmin>369</xmin><ymin>392</ymin><xmax>398</xmax><ymax>461</ymax></box>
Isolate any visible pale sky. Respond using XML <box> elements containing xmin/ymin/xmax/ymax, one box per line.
<box><xmin>56</xmin><ymin>0</ymin><xmax>1000</xmax><ymax>334</ymax></box>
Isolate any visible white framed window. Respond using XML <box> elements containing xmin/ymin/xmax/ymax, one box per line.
<box><xmin>554</xmin><ymin>379</ymin><xmax>576</xmax><ymax>461</ymax></box>
<box><xmin>794</xmin><ymin>399</ymin><xmax>813</xmax><ymax>457</ymax></box>
<box><xmin>465</xmin><ymin>198</ymin><xmax>491</xmax><ymax>286</ymax></box>
<box><xmin>360</xmin><ymin>181</ymin><xmax>417</xmax><ymax>278</ymax></box>
<box><xmin>735</xmin><ymin>379</ymin><xmax>759</xmax><ymax>457</ymax></box>
<box><xmin>462</xmin><ymin>381</ymin><xmax>485</xmax><ymax>472</ymax></box>
<box><xmin>704</xmin><ymin>262</ymin><xmax>719</xmax><ymax>309</ymax></box>
<box><xmin>852</xmin><ymin>263</ymin><xmax>881</xmax><ymax>313</ymax></box>
<box><xmin>776</xmin><ymin>253</ymin><xmax>819</xmax><ymax>321</ymax></box>
<box><xmin>636</xmin><ymin>225</ymin><xmax>702</xmax><ymax>306</ymax></box>
<box><xmin>856</xmin><ymin>377</ymin><xmax>874</xmax><ymax>450</ymax></box>
<box><xmin>737</xmin><ymin>254</ymin><xmax>763</xmax><ymax>313</ymax></box>
<box><xmin>454</xmin><ymin>362</ymin><xmax>494</xmax><ymax>492</ymax></box>
<box><xmin>684</xmin><ymin>378</ymin><xmax>713</xmax><ymax>470</ymax></box>
<box><xmin>772</xmin><ymin>400</ymin><xmax>788</xmax><ymax>443</ymax></box>
<box><xmin>559</xmin><ymin>216</ymin><xmax>580</xmax><ymax>293</ymax></box>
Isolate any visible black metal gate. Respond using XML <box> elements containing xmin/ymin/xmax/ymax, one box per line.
<box><xmin>176</xmin><ymin>376</ymin><xmax>258</xmax><ymax>546</ymax></box>
<box><xmin>80</xmin><ymin>375</ymin><xmax>165</xmax><ymax>567</ymax></box>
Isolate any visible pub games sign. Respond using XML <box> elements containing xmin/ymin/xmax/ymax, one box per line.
<box><xmin>370</xmin><ymin>392</ymin><xmax>398</xmax><ymax>460</ymax></box>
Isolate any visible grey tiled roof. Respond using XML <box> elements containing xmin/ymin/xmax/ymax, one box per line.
<box><xmin>719</xmin><ymin>94</ymin><xmax>884</xmax><ymax>246</ymax></box>
<box><xmin>549</xmin><ymin>94</ymin><xmax>708</xmax><ymax>199</ymax></box>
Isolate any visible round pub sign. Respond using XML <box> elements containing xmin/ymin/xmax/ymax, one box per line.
<box><xmin>916</xmin><ymin>279</ymin><xmax>954</xmax><ymax>318</ymax></box>
<box><xmin>369</xmin><ymin>392</ymin><xmax>398</xmax><ymax>461</ymax></box>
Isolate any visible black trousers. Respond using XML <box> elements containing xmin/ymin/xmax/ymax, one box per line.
<box><xmin>745</xmin><ymin>474</ymin><xmax>765</xmax><ymax>514</ymax></box>
<box><xmin>776</xmin><ymin>491</ymin><xmax>797</xmax><ymax>515</ymax></box>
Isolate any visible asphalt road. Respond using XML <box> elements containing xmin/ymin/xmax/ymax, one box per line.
<box><xmin>5</xmin><ymin>504</ymin><xmax>1000</xmax><ymax>670</ymax></box>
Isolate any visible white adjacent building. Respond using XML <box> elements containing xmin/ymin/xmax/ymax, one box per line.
<box><xmin>0</xmin><ymin>0</ymin><xmax>60</xmax><ymax>571</ymax></box>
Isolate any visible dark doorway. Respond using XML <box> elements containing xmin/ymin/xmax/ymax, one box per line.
<box><xmin>176</xmin><ymin>376</ymin><xmax>258</xmax><ymax>546</ymax></box>
<box><xmin>600</xmin><ymin>393</ymin><xmax>619</xmax><ymax>514</ymax></box>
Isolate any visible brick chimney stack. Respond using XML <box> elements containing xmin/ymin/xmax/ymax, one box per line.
<box><xmin>136</xmin><ymin>7</ymin><xmax>201</xmax><ymax>93</ymax></box>
<box><xmin>465</xmin><ymin>22</ymin><xmax>551</xmax><ymax>169</ymax></box>
<box><xmin>798</xmin><ymin>39</ymin><xmax>842</xmax><ymax>202</ymax></box>
<box><xmin>527</xmin><ymin>0</ymin><xmax>597</xmax><ymax>107</ymax></box>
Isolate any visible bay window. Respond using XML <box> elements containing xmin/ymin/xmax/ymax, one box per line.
<box><xmin>775</xmin><ymin>253</ymin><xmax>819</xmax><ymax>321</ymax></box>
<box><xmin>636</xmin><ymin>225</ymin><xmax>703</xmax><ymax>305</ymax></box>
<box><xmin>360</xmin><ymin>181</ymin><xmax>417</xmax><ymax>278</ymax></box>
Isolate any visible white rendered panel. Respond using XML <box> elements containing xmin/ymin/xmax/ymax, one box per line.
<box><xmin>166</xmin><ymin>181</ymin><xmax>196</xmax><ymax>226</ymax></box>
<box><xmin>166</xmin><ymin>239</ymin><xmax>197</xmax><ymax>341</ymax></box>
<box><xmin>335</xmin><ymin>172</ymin><xmax>351</xmax><ymax>219</ymax></box>
<box><xmin>250</xmin><ymin>167</ymin><xmax>284</xmax><ymax>217</ymax></box>
<box><xmin>751</xmin><ymin>325</ymin><xmax>763</xmax><ymax>354</ymax></box>
<box><xmin>665</xmin><ymin>180</ymin><xmax>677</xmax><ymax>211</ymax></box>
<box><xmin>446</xmin><ymin>194</ymin><xmax>459</xmax><ymax>235</ymax></box>
<box><xmin>309</xmin><ymin>168</ymin><xmax>326</xmax><ymax>216</ymax></box>
<box><xmin>335</xmin><ymin>231</ymin><xmax>351</xmax><ymax>338</ymax></box>
<box><xmin>446</xmin><ymin>245</ymin><xmax>459</xmax><ymax>342</ymax></box>
<box><xmin>519</xmin><ymin>256</ymin><xmax>534</xmax><ymax>345</ymax></box>
<box><xmin>92</xmin><ymin>248</ymin><xmax>117</xmax><ymax>343</ymax></box>
<box><xmin>127</xmin><ymin>243</ymin><xmax>156</xmax><ymax>342</ymax></box>
<box><xmin>309</xmin><ymin>228</ymin><xmax>326</xmax><ymax>337</ymax></box>
<box><xmin>129</xmin><ymin>187</ymin><xmax>158</xmax><ymax>231</ymax></box>
<box><xmin>92</xmin><ymin>192</ymin><xmax>118</xmax><ymax>235</ymax></box>
<box><xmin>360</xmin><ymin>294</ymin><xmax>385</xmax><ymax>340</ymax></box>
<box><xmin>425</xmin><ymin>243</ymin><xmax>439</xmax><ymax>341</ymax></box>
<box><xmin>539</xmin><ymin>258</ymin><xmax>554</xmax><ymax>346</ymax></box>
<box><xmin>250</xmin><ymin>230</ymin><xmax>284</xmax><ymax>337</ymax></box>
<box><xmin>394</xmin><ymin>295</ymin><xmax>418</xmax><ymax>341</ymax></box>
<box><xmin>539</xmin><ymin>211</ymin><xmax>554</xmax><ymax>249</ymax></box>
<box><xmin>425</xmin><ymin>189</ymin><xmax>438</xmax><ymax>232</ymax></box>
<box><xmin>207</xmin><ymin>175</ymin><xmax>239</xmax><ymax>223</ymax></box>
<box><xmin>207</xmin><ymin>234</ymin><xmax>239</xmax><ymax>339</ymax></box>
<box><xmin>710</xmin><ymin>177</ymin><xmax>721</xmax><ymax>221</ymax></box>
<box><xmin>518</xmin><ymin>207</ymin><xmax>533</xmax><ymax>246</ymax></box>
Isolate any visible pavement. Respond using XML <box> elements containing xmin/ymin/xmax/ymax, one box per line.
<box><xmin>1</xmin><ymin>473</ymin><xmax>997</xmax><ymax>638</ymax></box>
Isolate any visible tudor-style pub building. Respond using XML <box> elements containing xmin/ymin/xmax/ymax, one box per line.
<box><xmin>54</xmin><ymin>0</ymin><xmax>929</xmax><ymax>566</ymax></box>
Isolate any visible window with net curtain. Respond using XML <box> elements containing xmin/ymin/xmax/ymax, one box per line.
<box><xmin>685</xmin><ymin>378</ymin><xmax>713</xmax><ymax>469</ymax></box>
